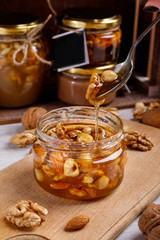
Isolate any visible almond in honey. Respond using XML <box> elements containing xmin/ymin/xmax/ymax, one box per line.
<box><xmin>33</xmin><ymin>107</ymin><xmax>127</xmax><ymax>200</ymax></box>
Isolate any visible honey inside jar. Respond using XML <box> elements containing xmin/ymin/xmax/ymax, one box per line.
<box><xmin>86</xmin><ymin>28</ymin><xmax>121</xmax><ymax>65</ymax></box>
<box><xmin>33</xmin><ymin>107</ymin><xmax>127</xmax><ymax>200</ymax></box>
<box><xmin>61</xmin><ymin>7</ymin><xmax>122</xmax><ymax>67</ymax></box>
<box><xmin>0</xmin><ymin>13</ymin><xmax>49</xmax><ymax>107</ymax></box>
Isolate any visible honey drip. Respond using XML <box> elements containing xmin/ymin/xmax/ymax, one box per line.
<box><xmin>94</xmin><ymin>100</ymin><xmax>101</xmax><ymax>141</ymax></box>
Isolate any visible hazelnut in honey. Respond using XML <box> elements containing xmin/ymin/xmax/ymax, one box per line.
<box><xmin>33</xmin><ymin>107</ymin><xmax>127</xmax><ymax>200</ymax></box>
<box><xmin>85</xmin><ymin>70</ymin><xmax>120</xmax><ymax>105</ymax></box>
<box><xmin>0</xmin><ymin>13</ymin><xmax>49</xmax><ymax>107</ymax></box>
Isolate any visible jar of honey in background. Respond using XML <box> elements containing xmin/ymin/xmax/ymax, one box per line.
<box><xmin>60</xmin><ymin>8</ymin><xmax>122</xmax><ymax>67</ymax></box>
<box><xmin>0</xmin><ymin>13</ymin><xmax>49</xmax><ymax>108</ymax></box>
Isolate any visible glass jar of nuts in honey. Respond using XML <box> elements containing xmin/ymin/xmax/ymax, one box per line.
<box><xmin>33</xmin><ymin>106</ymin><xmax>127</xmax><ymax>200</ymax></box>
<box><xmin>0</xmin><ymin>13</ymin><xmax>49</xmax><ymax>107</ymax></box>
<box><xmin>60</xmin><ymin>8</ymin><xmax>122</xmax><ymax>67</ymax></box>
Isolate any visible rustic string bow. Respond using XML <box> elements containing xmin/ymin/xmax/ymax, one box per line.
<box><xmin>12</xmin><ymin>14</ymin><xmax>53</xmax><ymax>66</ymax></box>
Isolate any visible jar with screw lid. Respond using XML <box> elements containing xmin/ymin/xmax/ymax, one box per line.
<box><xmin>60</xmin><ymin>8</ymin><xmax>122</xmax><ymax>67</ymax></box>
<box><xmin>0</xmin><ymin>13</ymin><xmax>49</xmax><ymax>107</ymax></box>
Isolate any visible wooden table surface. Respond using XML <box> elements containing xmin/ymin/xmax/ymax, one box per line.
<box><xmin>0</xmin><ymin>93</ymin><xmax>159</xmax><ymax>125</ymax></box>
<box><xmin>0</xmin><ymin>108</ymin><xmax>160</xmax><ymax>240</ymax></box>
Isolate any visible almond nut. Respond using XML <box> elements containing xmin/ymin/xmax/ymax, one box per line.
<box><xmin>65</xmin><ymin>215</ymin><xmax>90</xmax><ymax>230</ymax></box>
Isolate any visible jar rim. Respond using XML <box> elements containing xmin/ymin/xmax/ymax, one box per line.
<box><xmin>4</xmin><ymin>233</ymin><xmax>49</xmax><ymax>240</ymax></box>
<box><xmin>0</xmin><ymin>13</ymin><xmax>40</xmax><ymax>35</ymax></box>
<box><xmin>64</xmin><ymin>63</ymin><xmax>117</xmax><ymax>76</ymax></box>
<box><xmin>62</xmin><ymin>16</ymin><xmax>121</xmax><ymax>30</ymax></box>
<box><xmin>36</xmin><ymin>106</ymin><xmax>124</xmax><ymax>151</ymax></box>
<box><xmin>61</xmin><ymin>8</ymin><xmax>122</xmax><ymax>30</ymax></box>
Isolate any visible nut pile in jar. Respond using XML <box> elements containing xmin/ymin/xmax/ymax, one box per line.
<box><xmin>0</xmin><ymin>38</ymin><xmax>48</xmax><ymax>107</ymax></box>
<box><xmin>61</xmin><ymin>8</ymin><xmax>122</xmax><ymax>67</ymax></box>
<box><xmin>86</xmin><ymin>29</ymin><xmax>121</xmax><ymax>65</ymax></box>
<box><xmin>33</xmin><ymin>121</ymin><xmax>126</xmax><ymax>200</ymax></box>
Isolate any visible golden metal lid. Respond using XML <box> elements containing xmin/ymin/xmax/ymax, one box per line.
<box><xmin>0</xmin><ymin>13</ymin><xmax>39</xmax><ymax>35</ymax></box>
<box><xmin>65</xmin><ymin>63</ymin><xmax>116</xmax><ymax>75</ymax></box>
<box><xmin>62</xmin><ymin>8</ymin><xmax>121</xmax><ymax>30</ymax></box>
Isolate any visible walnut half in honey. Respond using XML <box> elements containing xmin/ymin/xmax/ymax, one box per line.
<box><xmin>33</xmin><ymin>107</ymin><xmax>127</xmax><ymax>200</ymax></box>
<box><xmin>85</xmin><ymin>70</ymin><xmax>120</xmax><ymax>106</ymax></box>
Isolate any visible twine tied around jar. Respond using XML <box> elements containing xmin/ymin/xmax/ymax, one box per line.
<box><xmin>0</xmin><ymin>0</ymin><xmax>58</xmax><ymax>66</ymax></box>
<box><xmin>46</xmin><ymin>0</ymin><xmax>57</xmax><ymax>19</ymax></box>
<box><xmin>12</xmin><ymin>0</ymin><xmax>58</xmax><ymax>66</ymax></box>
<box><xmin>12</xmin><ymin>14</ymin><xmax>53</xmax><ymax>66</ymax></box>
<box><xmin>0</xmin><ymin>14</ymin><xmax>53</xmax><ymax>66</ymax></box>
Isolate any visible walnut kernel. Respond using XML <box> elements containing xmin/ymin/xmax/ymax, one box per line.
<box><xmin>85</xmin><ymin>73</ymin><xmax>104</xmax><ymax>105</ymax></box>
<box><xmin>147</xmin><ymin>102</ymin><xmax>160</xmax><ymax>111</ymax></box>
<box><xmin>5</xmin><ymin>200</ymin><xmax>48</xmax><ymax>228</ymax></box>
<box><xmin>10</xmin><ymin>129</ymin><xmax>36</xmax><ymax>147</ymax></box>
<box><xmin>124</xmin><ymin>131</ymin><xmax>153</xmax><ymax>151</ymax></box>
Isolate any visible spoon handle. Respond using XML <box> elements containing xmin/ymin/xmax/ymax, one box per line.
<box><xmin>127</xmin><ymin>13</ymin><xmax>160</xmax><ymax>61</ymax></box>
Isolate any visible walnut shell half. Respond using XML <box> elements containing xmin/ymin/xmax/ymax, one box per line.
<box><xmin>21</xmin><ymin>107</ymin><xmax>47</xmax><ymax>130</ymax></box>
<box><xmin>138</xmin><ymin>204</ymin><xmax>160</xmax><ymax>240</ymax></box>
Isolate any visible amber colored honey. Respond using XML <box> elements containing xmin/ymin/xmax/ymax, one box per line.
<box><xmin>0</xmin><ymin>37</ymin><xmax>48</xmax><ymax>107</ymax></box>
<box><xmin>33</xmin><ymin>122</ymin><xmax>127</xmax><ymax>200</ymax></box>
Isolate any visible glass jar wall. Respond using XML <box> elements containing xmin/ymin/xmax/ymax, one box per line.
<box><xmin>0</xmin><ymin>13</ymin><xmax>49</xmax><ymax>108</ymax></box>
<box><xmin>60</xmin><ymin>8</ymin><xmax>122</xmax><ymax>67</ymax></box>
<box><xmin>33</xmin><ymin>107</ymin><xmax>127</xmax><ymax>200</ymax></box>
<box><xmin>57</xmin><ymin>66</ymin><xmax>116</xmax><ymax>105</ymax></box>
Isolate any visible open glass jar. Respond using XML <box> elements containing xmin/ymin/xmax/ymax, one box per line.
<box><xmin>0</xmin><ymin>13</ymin><xmax>49</xmax><ymax>107</ymax></box>
<box><xmin>33</xmin><ymin>106</ymin><xmax>127</xmax><ymax>200</ymax></box>
<box><xmin>60</xmin><ymin>8</ymin><xmax>122</xmax><ymax>67</ymax></box>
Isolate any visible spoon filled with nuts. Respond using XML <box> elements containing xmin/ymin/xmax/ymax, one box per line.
<box><xmin>94</xmin><ymin>13</ymin><xmax>160</xmax><ymax>101</ymax></box>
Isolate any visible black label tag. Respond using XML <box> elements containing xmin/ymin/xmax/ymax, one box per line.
<box><xmin>51</xmin><ymin>29</ymin><xmax>89</xmax><ymax>72</ymax></box>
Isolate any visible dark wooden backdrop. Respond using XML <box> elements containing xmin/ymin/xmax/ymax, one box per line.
<box><xmin>0</xmin><ymin>0</ymin><xmax>159</xmax><ymax>91</ymax></box>
<box><xmin>0</xmin><ymin>0</ymin><xmax>146</xmax><ymax>61</ymax></box>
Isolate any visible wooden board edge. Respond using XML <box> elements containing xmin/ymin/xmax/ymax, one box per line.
<box><xmin>99</xmin><ymin>182</ymin><xmax>160</xmax><ymax>240</ymax></box>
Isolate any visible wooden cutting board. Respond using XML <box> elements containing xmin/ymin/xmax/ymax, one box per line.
<box><xmin>0</xmin><ymin>120</ymin><xmax>160</xmax><ymax>240</ymax></box>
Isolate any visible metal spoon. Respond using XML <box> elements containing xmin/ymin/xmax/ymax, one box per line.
<box><xmin>96</xmin><ymin>13</ymin><xmax>160</xmax><ymax>100</ymax></box>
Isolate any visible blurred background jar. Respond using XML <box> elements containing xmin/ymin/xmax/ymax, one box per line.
<box><xmin>60</xmin><ymin>7</ymin><xmax>122</xmax><ymax>67</ymax></box>
<box><xmin>0</xmin><ymin>13</ymin><xmax>49</xmax><ymax>108</ymax></box>
<box><xmin>57</xmin><ymin>64</ymin><xmax>116</xmax><ymax>105</ymax></box>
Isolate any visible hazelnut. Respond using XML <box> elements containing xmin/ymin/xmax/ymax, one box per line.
<box><xmin>138</xmin><ymin>203</ymin><xmax>160</xmax><ymax>240</ymax></box>
<box><xmin>21</xmin><ymin>107</ymin><xmax>47</xmax><ymax>130</ymax></box>
<box><xmin>101</xmin><ymin>70</ymin><xmax>118</xmax><ymax>82</ymax></box>
<box><xmin>135</xmin><ymin>102</ymin><xmax>145</xmax><ymax>110</ymax></box>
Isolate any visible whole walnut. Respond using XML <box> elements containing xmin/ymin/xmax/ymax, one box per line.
<box><xmin>138</xmin><ymin>203</ymin><xmax>160</xmax><ymax>240</ymax></box>
<box><xmin>21</xmin><ymin>107</ymin><xmax>47</xmax><ymax>130</ymax></box>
